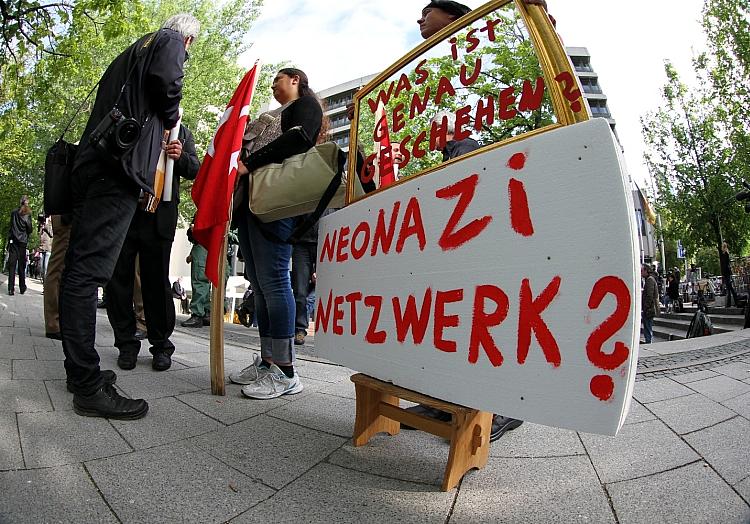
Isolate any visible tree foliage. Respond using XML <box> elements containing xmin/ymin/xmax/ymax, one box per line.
<box><xmin>0</xmin><ymin>0</ymin><xmax>136</xmax><ymax>64</ymax></box>
<box><xmin>643</xmin><ymin>0</ymin><xmax>750</xmax><ymax>265</ymax></box>
<box><xmin>0</xmin><ymin>0</ymin><xmax>278</xmax><ymax>245</ymax></box>
<box><xmin>358</xmin><ymin>5</ymin><xmax>554</xmax><ymax>180</ymax></box>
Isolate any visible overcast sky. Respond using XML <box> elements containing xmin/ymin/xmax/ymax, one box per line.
<box><xmin>240</xmin><ymin>0</ymin><xmax>707</xmax><ymax>188</ymax></box>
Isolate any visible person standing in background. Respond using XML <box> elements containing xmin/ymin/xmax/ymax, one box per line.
<box><xmin>641</xmin><ymin>264</ymin><xmax>659</xmax><ymax>344</ymax></box>
<box><xmin>38</xmin><ymin>215</ymin><xmax>53</xmax><ymax>280</ymax></box>
<box><xmin>43</xmin><ymin>214</ymin><xmax>72</xmax><ymax>339</ymax></box>
<box><xmin>720</xmin><ymin>241</ymin><xmax>740</xmax><ymax>308</ymax></box>
<box><xmin>7</xmin><ymin>196</ymin><xmax>33</xmax><ymax>295</ymax></box>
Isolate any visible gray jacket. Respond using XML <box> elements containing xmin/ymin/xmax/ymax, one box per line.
<box><xmin>642</xmin><ymin>274</ymin><xmax>659</xmax><ymax>319</ymax></box>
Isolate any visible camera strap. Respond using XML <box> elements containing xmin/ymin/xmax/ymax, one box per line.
<box><xmin>57</xmin><ymin>81</ymin><xmax>100</xmax><ymax>143</ymax></box>
<box><xmin>58</xmin><ymin>30</ymin><xmax>162</xmax><ymax>142</ymax></box>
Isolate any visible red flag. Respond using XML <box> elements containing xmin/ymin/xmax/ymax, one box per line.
<box><xmin>374</xmin><ymin>101</ymin><xmax>396</xmax><ymax>188</ymax></box>
<box><xmin>192</xmin><ymin>64</ymin><xmax>260</xmax><ymax>286</ymax></box>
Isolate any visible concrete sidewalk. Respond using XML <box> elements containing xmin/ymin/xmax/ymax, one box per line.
<box><xmin>1</xmin><ymin>276</ymin><xmax>748</xmax><ymax>523</ymax></box>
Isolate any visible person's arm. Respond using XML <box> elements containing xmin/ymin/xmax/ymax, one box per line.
<box><xmin>145</xmin><ymin>31</ymin><xmax>185</xmax><ymax>129</ymax></box>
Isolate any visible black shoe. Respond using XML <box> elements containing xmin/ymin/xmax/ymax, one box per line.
<box><xmin>67</xmin><ymin>370</ymin><xmax>117</xmax><ymax>393</ymax></box>
<box><xmin>117</xmin><ymin>351</ymin><xmax>138</xmax><ymax>370</ymax></box>
<box><xmin>401</xmin><ymin>404</ymin><xmax>452</xmax><ymax>430</ymax></box>
<box><xmin>19</xmin><ymin>287</ymin><xmax>26</xmax><ymax>295</ymax></box>
<box><xmin>96</xmin><ymin>299</ymin><xmax>107</xmax><ymax>309</ymax></box>
<box><xmin>490</xmin><ymin>415</ymin><xmax>523</xmax><ymax>442</ymax></box>
<box><xmin>73</xmin><ymin>385</ymin><xmax>148</xmax><ymax>420</ymax></box>
<box><xmin>134</xmin><ymin>329</ymin><xmax>148</xmax><ymax>340</ymax></box>
<box><xmin>202</xmin><ymin>316</ymin><xmax>210</xmax><ymax>326</ymax></box>
<box><xmin>151</xmin><ymin>351</ymin><xmax>171</xmax><ymax>371</ymax></box>
<box><xmin>181</xmin><ymin>315</ymin><xmax>203</xmax><ymax>328</ymax></box>
<box><xmin>8</xmin><ymin>290</ymin><xmax>14</xmax><ymax>296</ymax></box>
<box><xmin>46</xmin><ymin>332</ymin><xmax>62</xmax><ymax>340</ymax></box>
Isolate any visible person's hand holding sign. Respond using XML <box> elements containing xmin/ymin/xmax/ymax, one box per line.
<box><xmin>165</xmin><ymin>139</ymin><xmax>183</xmax><ymax>160</ymax></box>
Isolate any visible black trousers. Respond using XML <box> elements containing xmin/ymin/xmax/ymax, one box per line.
<box><xmin>60</xmin><ymin>166</ymin><xmax>140</xmax><ymax>395</ymax></box>
<box><xmin>106</xmin><ymin>210</ymin><xmax>175</xmax><ymax>358</ymax></box>
<box><xmin>7</xmin><ymin>241</ymin><xmax>27</xmax><ymax>293</ymax></box>
<box><xmin>291</xmin><ymin>242</ymin><xmax>316</xmax><ymax>334</ymax></box>
<box><xmin>723</xmin><ymin>274</ymin><xmax>739</xmax><ymax>307</ymax></box>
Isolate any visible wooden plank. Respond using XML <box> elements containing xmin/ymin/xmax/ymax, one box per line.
<box><xmin>378</xmin><ymin>402</ymin><xmax>452</xmax><ymax>439</ymax></box>
<box><xmin>443</xmin><ymin>409</ymin><xmax>492</xmax><ymax>491</ymax></box>
<box><xmin>351</xmin><ymin>373</ymin><xmax>471</xmax><ymax>415</ymax></box>
<box><xmin>209</xmin><ymin>226</ymin><xmax>228</xmax><ymax>396</ymax></box>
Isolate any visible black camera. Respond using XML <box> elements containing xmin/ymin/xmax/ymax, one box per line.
<box><xmin>89</xmin><ymin>108</ymin><xmax>141</xmax><ymax>161</ymax></box>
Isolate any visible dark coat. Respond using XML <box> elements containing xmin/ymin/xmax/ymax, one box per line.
<box><xmin>642</xmin><ymin>274</ymin><xmax>659</xmax><ymax>319</ymax></box>
<box><xmin>442</xmin><ymin>137</ymin><xmax>481</xmax><ymax>161</ymax></box>
<box><xmin>74</xmin><ymin>29</ymin><xmax>186</xmax><ymax>195</ymax></box>
<box><xmin>8</xmin><ymin>208</ymin><xmax>32</xmax><ymax>244</ymax></box>
<box><xmin>720</xmin><ymin>251</ymin><xmax>732</xmax><ymax>278</ymax></box>
<box><xmin>154</xmin><ymin>125</ymin><xmax>199</xmax><ymax>240</ymax></box>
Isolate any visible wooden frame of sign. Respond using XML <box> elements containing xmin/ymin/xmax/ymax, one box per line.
<box><xmin>351</xmin><ymin>373</ymin><xmax>492</xmax><ymax>491</ymax></box>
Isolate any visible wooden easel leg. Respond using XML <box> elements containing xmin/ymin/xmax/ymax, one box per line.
<box><xmin>442</xmin><ymin>410</ymin><xmax>492</xmax><ymax>491</ymax></box>
<box><xmin>352</xmin><ymin>383</ymin><xmax>400</xmax><ymax>447</ymax></box>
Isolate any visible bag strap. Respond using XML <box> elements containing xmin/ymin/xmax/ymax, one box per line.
<box><xmin>286</xmin><ymin>149</ymin><xmax>347</xmax><ymax>243</ymax></box>
<box><xmin>57</xmin><ymin>81</ymin><xmax>99</xmax><ymax>142</ymax></box>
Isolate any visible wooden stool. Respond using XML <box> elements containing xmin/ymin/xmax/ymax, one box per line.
<box><xmin>350</xmin><ymin>373</ymin><xmax>492</xmax><ymax>491</ymax></box>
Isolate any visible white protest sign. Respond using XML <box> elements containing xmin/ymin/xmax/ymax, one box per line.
<box><xmin>316</xmin><ymin>118</ymin><xmax>639</xmax><ymax>436</ymax></box>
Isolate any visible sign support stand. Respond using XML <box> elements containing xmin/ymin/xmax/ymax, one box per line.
<box><xmin>351</xmin><ymin>373</ymin><xmax>492</xmax><ymax>491</ymax></box>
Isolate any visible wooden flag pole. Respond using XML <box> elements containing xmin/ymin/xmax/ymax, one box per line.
<box><xmin>209</xmin><ymin>220</ymin><xmax>230</xmax><ymax>396</ymax></box>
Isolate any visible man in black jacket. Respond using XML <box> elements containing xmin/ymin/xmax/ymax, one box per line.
<box><xmin>106</xmin><ymin>124</ymin><xmax>199</xmax><ymax>372</ymax></box>
<box><xmin>7</xmin><ymin>196</ymin><xmax>33</xmax><ymax>295</ymax></box>
<box><xmin>59</xmin><ymin>14</ymin><xmax>200</xmax><ymax>420</ymax></box>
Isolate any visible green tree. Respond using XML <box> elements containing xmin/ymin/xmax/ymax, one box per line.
<box><xmin>358</xmin><ymin>5</ymin><xmax>555</xmax><ymax>180</ymax></box>
<box><xmin>0</xmin><ymin>0</ymin><xmax>137</xmax><ymax>64</ymax></box>
<box><xmin>642</xmin><ymin>60</ymin><xmax>750</xmax><ymax>267</ymax></box>
<box><xmin>0</xmin><ymin>0</ymin><xmax>277</xmax><ymax>244</ymax></box>
<box><xmin>703</xmin><ymin>0</ymin><xmax>750</xmax><ymax>186</ymax></box>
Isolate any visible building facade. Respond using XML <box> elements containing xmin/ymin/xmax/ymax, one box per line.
<box><xmin>317</xmin><ymin>74</ymin><xmax>377</xmax><ymax>153</ymax></box>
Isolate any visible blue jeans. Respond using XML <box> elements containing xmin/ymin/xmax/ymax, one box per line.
<box><xmin>642</xmin><ymin>313</ymin><xmax>654</xmax><ymax>344</ymax></box>
<box><xmin>237</xmin><ymin>209</ymin><xmax>295</xmax><ymax>361</ymax></box>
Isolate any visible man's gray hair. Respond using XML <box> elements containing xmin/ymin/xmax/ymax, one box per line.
<box><xmin>161</xmin><ymin>13</ymin><xmax>201</xmax><ymax>40</ymax></box>
<box><xmin>431</xmin><ymin>111</ymin><xmax>455</xmax><ymax>134</ymax></box>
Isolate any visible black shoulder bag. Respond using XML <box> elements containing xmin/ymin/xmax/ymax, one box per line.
<box><xmin>43</xmin><ymin>82</ymin><xmax>98</xmax><ymax>216</ymax></box>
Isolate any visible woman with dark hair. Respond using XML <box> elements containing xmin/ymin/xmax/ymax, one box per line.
<box><xmin>7</xmin><ymin>196</ymin><xmax>33</xmax><ymax>295</ymax></box>
<box><xmin>229</xmin><ymin>68</ymin><xmax>325</xmax><ymax>399</ymax></box>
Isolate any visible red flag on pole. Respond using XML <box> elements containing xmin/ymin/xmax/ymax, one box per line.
<box><xmin>374</xmin><ymin>101</ymin><xmax>396</xmax><ymax>188</ymax></box>
<box><xmin>192</xmin><ymin>64</ymin><xmax>260</xmax><ymax>286</ymax></box>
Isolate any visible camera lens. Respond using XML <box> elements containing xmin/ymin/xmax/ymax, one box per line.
<box><xmin>115</xmin><ymin>119</ymin><xmax>140</xmax><ymax>148</ymax></box>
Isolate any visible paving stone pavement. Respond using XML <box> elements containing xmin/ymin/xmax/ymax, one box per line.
<box><xmin>1</xmin><ymin>277</ymin><xmax>749</xmax><ymax>523</ymax></box>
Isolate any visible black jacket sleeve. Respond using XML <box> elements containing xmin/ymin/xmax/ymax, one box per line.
<box><xmin>175</xmin><ymin>126</ymin><xmax>199</xmax><ymax>180</ymax></box>
<box><xmin>145</xmin><ymin>31</ymin><xmax>185</xmax><ymax>129</ymax></box>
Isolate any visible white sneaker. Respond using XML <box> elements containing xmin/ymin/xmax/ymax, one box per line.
<box><xmin>241</xmin><ymin>364</ymin><xmax>303</xmax><ymax>400</ymax></box>
<box><xmin>229</xmin><ymin>354</ymin><xmax>270</xmax><ymax>385</ymax></box>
